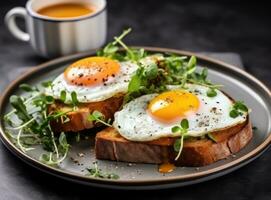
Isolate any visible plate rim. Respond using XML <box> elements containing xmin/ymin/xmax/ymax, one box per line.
<box><xmin>0</xmin><ymin>47</ymin><xmax>271</xmax><ymax>186</ymax></box>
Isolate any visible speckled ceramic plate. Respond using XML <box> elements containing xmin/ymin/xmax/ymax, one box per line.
<box><xmin>0</xmin><ymin>48</ymin><xmax>271</xmax><ymax>190</ymax></box>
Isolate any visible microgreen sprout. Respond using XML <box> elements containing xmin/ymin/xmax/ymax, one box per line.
<box><xmin>4</xmin><ymin>84</ymin><xmax>72</xmax><ymax>166</ymax></box>
<box><xmin>172</xmin><ymin>119</ymin><xmax>189</xmax><ymax>160</ymax></box>
<box><xmin>88</xmin><ymin>110</ymin><xmax>112</xmax><ymax>127</ymax></box>
<box><xmin>207</xmin><ymin>88</ymin><xmax>217</xmax><ymax>97</ymax></box>
<box><xmin>229</xmin><ymin>101</ymin><xmax>249</xmax><ymax>118</ymax></box>
<box><xmin>60</xmin><ymin>90</ymin><xmax>67</xmax><ymax>102</ymax></box>
<box><xmin>86</xmin><ymin>162</ymin><xmax>119</xmax><ymax>180</ymax></box>
<box><xmin>39</xmin><ymin>132</ymin><xmax>69</xmax><ymax>166</ymax></box>
<box><xmin>71</xmin><ymin>91</ymin><xmax>79</xmax><ymax>108</ymax></box>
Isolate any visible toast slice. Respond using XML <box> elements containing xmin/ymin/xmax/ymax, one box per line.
<box><xmin>95</xmin><ymin>119</ymin><xmax>252</xmax><ymax>166</ymax></box>
<box><xmin>48</xmin><ymin>94</ymin><xmax>124</xmax><ymax>132</ymax></box>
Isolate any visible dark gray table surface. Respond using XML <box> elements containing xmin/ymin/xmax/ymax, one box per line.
<box><xmin>0</xmin><ymin>0</ymin><xmax>271</xmax><ymax>199</ymax></box>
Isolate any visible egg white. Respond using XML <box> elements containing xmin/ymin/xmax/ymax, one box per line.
<box><xmin>113</xmin><ymin>84</ymin><xmax>248</xmax><ymax>141</ymax></box>
<box><xmin>45</xmin><ymin>61</ymin><xmax>139</xmax><ymax>103</ymax></box>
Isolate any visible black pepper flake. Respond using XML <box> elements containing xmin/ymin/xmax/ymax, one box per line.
<box><xmin>211</xmin><ymin>107</ymin><xmax>217</xmax><ymax>113</ymax></box>
<box><xmin>78</xmin><ymin>73</ymin><xmax>84</xmax><ymax>78</ymax></box>
<box><xmin>198</xmin><ymin>121</ymin><xmax>205</xmax><ymax>127</ymax></box>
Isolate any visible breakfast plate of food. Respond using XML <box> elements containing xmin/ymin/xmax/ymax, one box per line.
<box><xmin>0</xmin><ymin>29</ymin><xmax>271</xmax><ymax>189</ymax></box>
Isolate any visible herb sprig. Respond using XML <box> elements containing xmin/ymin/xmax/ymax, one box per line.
<box><xmin>125</xmin><ymin>55</ymin><xmax>222</xmax><ymax>103</ymax></box>
<box><xmin>97</xmin><ymin>29</ymin><xmax>222</xmax><ymax>103</ymax></box>
<box><xmin>229</xmin><ymin>101</ymin><xmax>249</xmax><ymax>118</ymax></box>
<box><xmin>40</xmin><ymin>132</ymin><xmax>69</xmax><ymax>166</ymax></box>
<box><xmin>4</xmin><ymin>84</ymin><xmax>71</xmax><ymax>165</ymax></box>
<box><xmin>88</xmin><ymin>110</ymin><xmax>112</xmax><ymax>127</ymax></box>
<box><xmin>97</xmin><ymin>28</ymin><xmax>147</xmax><ymax>62</ymax></box>
<box><xmin>172</xmin><ymin>119</ymin><xmax>189</xmax><ymax>160</ymax></box>
<box><xmin>86</xmin><ymin>162</ymin><xmax>119</xmax><ymax>180</ymax></box>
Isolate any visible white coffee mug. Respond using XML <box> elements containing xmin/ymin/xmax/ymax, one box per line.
<box><xmin>5</xmin><ymin>0</ymin><xmax>107</xmax><ymax>58</ymax></box>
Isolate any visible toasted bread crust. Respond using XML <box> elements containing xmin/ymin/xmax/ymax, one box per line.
<box><xmin>95</xmin><ymin>120</ymin><xmax>252</xmax><ymax>166</ymax></box>
<box><xmin>48</xmin><ymin>94</ymin><xmax>124</xmax><ymax>132</ymax></box>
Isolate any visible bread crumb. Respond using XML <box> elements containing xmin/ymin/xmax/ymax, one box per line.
<box><xmin>77</xmin><ymin>152</ymin><xmax>85</xmax><ymax>157</ymax></box>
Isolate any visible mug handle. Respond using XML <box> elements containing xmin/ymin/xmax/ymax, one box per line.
<box><xmin>5</xmin><ymin>7</ymin><xmax>30</xmax><ymax>42</ymax></box>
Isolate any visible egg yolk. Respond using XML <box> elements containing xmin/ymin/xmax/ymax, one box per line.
<box><xmin>64</xmin><ymin>56</ymin><xmax>120</xmax><ymax>86</ymax></box>
<box><xmin>148</xmin><ymin>90</ymin><xmax>200</xmax><ymax>123</ymax></box>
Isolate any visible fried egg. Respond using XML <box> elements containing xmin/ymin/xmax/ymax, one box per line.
<box><xmin>113</xmin><ymin>84</ymin><xmax>248</xmax><ymax>141</ymax></box>
<box><xmin>45</xmin><ymin>56</ymin><xmax>139</xmax><ymax>103</ymax></box>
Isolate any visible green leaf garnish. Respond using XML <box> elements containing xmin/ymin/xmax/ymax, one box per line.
<box><xmin>229</xmin><ymin>101</ymin><xmax>249</xmax><ymax>118</ymax></box>
<box><xmin>207</xmin><ymin>88</ymin><xmax>217</xmax><ymax>97</ymax></box>
<box><xmin>71</xmin><ymin>91</ymin><xmax>79</xmax><ymax>107</ymax></box>
<box><xmin>45</xmin><ymin>95</ymin><xmax>54</xmax><ymax>104</ymax></box>
<box><xmin>144</xmin><ymin>63</ymin><xmax>159</xmax><ymax>79</ymax></box>
<box><xmin>201</xmin><ymin>68</ymin><xmax>208</xmax><ymax>80</ymax></box>
<box><xmin>187</xmin><ymin>56</ymin><xmax>197</xmax><ymax>70</ymax></box>
<box><xmin>128</xmin><ymin>73</ymin><xmax>142</xmax><ymax>92</ymax></box>
<box><xmin>88</xmin><ymin>110</ymin><xmax>112</xmax><ymax>127</ymax></box>
<box><xmin>10</xmin><ymin>95</ymin><xmax>32</xmax><ymax>122</ymax></box>
<box><xmin>233</xmin><ymin>101</ymin><xmax>248</xmax><ymax>112</ymax></box>
<box><xmin>86</xmin><ymin>162</ymin><xmax>119</xmax><ymax>180</ymax></box>
<box><xmin>171</xmin><ymin>126</ymin><xmax>181</xmax><ymax>133</ymax></box>
<box><xmin>173</xmin><ymin>138</ymin><xmax>182</xmax><ymax>152</ymax></box>
<box><xmin>19</xmin><ymin>83</ymin><xmax>36</xmax><ymax>92</ymax></box>
<box><xmin>124</xmin><ymin>53</ymin><xmax>222</xmax><ymax>103</ymax></box>
<box><xmin>58</xmin><ymin>132</ymin><xmax>69</xmax><ymax>154</ymax></box>
<box><xmin>39</xmin><ymin>132</ymin><xmax>69</xmax><ymax>166</ymax></box>
<box><xmin>60</xmin><ymin>90</ymin><xmax>67</xmax><ymax>102</ymax></box>
<box><xmin>41</xmin><ymin>80</ymin><xmax>53</xmax><ymax>88</ymax></box>
<box><xmin>97</xmin><ymin>28</ymin><xmax>131</xmax><ymax>59</ymax></box>
<box><xmin>172</xmin><ymin>119</ymin><xmax>189</xmax><ymax>160</ymax></box>
<box><xmin>229</xmin><ymin>110</ymin><xmax>239</xmax><ymax>118</ymax></box>
<box><xmin>6</xmin><ymin>91</ymin><xmax>72</xmax><ymax>164</ymax></box>
<box><xmin>180</xmin><ymin>119</ymin><xmax>189</xmax><ymax>129</ymax></box>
